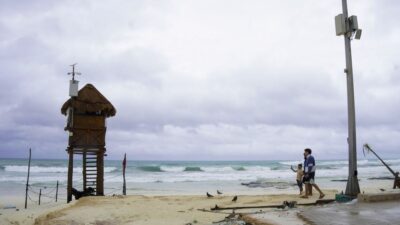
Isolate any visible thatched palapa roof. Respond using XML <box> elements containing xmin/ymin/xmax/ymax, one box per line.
<box><xmin>61</xmin><ymin>84</ymin><xmax>116</xmax><ymax>117</ymax></box>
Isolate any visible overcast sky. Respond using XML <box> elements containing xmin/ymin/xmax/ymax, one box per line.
<box><xmin>0</xmin><ymin>0</ymin><xmax>399</xmax><ymax>160</ymax></box>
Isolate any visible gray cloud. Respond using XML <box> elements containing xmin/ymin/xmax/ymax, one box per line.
<box><xmin>1</xmin><ymin>0</ymin><xmax>400</xmax><ymax>160</ymax></box>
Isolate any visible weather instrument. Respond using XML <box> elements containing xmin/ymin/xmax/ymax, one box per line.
<box><xmin>68</xmin><ymin>63</ymin><xmax>81</xmax><ymax>97</ymax></box>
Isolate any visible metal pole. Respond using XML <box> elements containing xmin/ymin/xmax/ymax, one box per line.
<box><xmin>342</xmin><ymin>0</ymin><xmax>360</xmax><ymax>197</ymax></box>
<box><xmin>24</xmin><ymin>148</ymin><xmax>32</xmax><ymax>209</ymax></box>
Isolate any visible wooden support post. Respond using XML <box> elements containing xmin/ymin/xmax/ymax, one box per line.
<box><xmin>39</xmin><ymin>189</ymin><xmax>42</xmax><ymax>205</ymax></box>
<box><xmin>67</xmin><ymin>148</ymin><xmax>73</xmax><ymax>203</ymax></box>
<box><xmin>56</xmin><ymin>180</ymin><xmax>59</xmax><ymax>202</ymax></box>
<box><xmin>83</xmin><ymin>151</ymin><xmax>87</xmax><ymax>191</ymax></box>
<box><xmin>25</xmin><ymin>148</ymin><xmax>32</xmax><ymax>209</ymax></box>
<box><xmin>97</xmin><ymin>149</ymin><xmax>104</xmax><ymax>196</ymax></box>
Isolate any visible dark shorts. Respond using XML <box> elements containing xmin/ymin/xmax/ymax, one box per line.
<box><xmin>296</xmin><ymin>180</ymin><xmax>303</xmax><ymax>191</ymax></box>
<box><xmin>303</xmin><ymin>172</ymin><xmax>315</xmax><ymax>184</ymax></box>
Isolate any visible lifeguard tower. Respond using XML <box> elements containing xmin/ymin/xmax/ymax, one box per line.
<box><xmin>61</xmin><ymin>64</ymin><xmax>116</xmax><ymax>202</ymax></box>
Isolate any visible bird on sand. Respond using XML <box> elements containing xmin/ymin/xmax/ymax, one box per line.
<box><xmin>217</xmin><ymin>190</ymin><xmax>223</xmax><ymax>195</ymax></box>
<box><xmin>207</xmin><ymin>192</ymin><xmax>214</xmax><ymax>198</ymax></box>
<box><xmin>232</xmin><ymin>196</ymin><xmax>237</xmax><ymax>202</ymax></box>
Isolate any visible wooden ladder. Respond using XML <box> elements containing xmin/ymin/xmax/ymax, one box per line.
<box><xmin>83</xmin><ymin>152</ymin><xmax>98</xmax><ymax>194</ymax></box>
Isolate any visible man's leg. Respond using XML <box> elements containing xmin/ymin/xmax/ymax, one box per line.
<box><xmin>312</xmin><ymin>184</ymin><xmax>325</xmax><ymax>198</ymax></box>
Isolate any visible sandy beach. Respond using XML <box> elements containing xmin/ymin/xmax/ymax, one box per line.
<box><xmin>1</xmin><ymin>179</ymin><xmax>397</xmax><ymax>225</ymax></box>
<box><xmin>0</xmin><ymin>190</ymin><xmax>338</xmax><ymax>225</ymax></box>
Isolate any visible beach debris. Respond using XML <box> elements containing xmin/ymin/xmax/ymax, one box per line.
<box><xmin>185</xmin><ymin>219</ymin><xmax>198</xmax><ymax>225</ymax></box>
<box><xmin>211</xmin><ymin>199</ymin><xmax>335</xmax><ymax>211</ymax></box>
<box><xmin>380</xmin><ymin>188</ymin><xmax>386</xmax><ymax>192</ymax></box>
<box><xmin>207</xmin><ymin>192</ymin><xmax>214</xmax><ymax>198</ymax></box>
<box><xmin>363</xmin><ymin>144</ymin><xmax>400</xmax><ymax>189</ymax></box>
<box><xmin>3</xmin><ymin>204</ymin><xmax>16</xmax><ymax>209</ymax></box>
<box><xmin>280</xmin><ymin>201</ymin><xmax>297</xmax><ymax>209</ymax></box>
<box><xmin>241</xmin><ymin>180</ymin><xmax>294</xmax><ymax>189</ymax></box>
<box><xmin>331</xmin><ymin>179</ymin><xmax>349</xmax><ymax>182</ymax></box>
<box><xmin>217</xmin><ymin>190</ymin><xmax>223</xmax><ymax>195</ymax></box>
<box><xmin>212</xmin><ymin>212</ymin><xmax>248</xmax><ymax>225</ymax></box>
<box><xmin>225</xmin><ymin>210</ymin><xmax>238</xmax><ymax>220</ymax></box>
<box><xmin>232</xmin><ymin>196</ymin><xmax>237</xmax><ymax>202</ymax></box>
<box><xmin>368</xmin><ymin>177</ymin><xmax>394</xmax><ymax>180</ymax></box>
<box><xmin>335</xmin><ymin>194</ymin><xmax>354</xmax><ymax>203</ymax></box>
<box><xmin>111</xmin><ymin>194</ymin><xmax>124</xmax><ymax>198</ymax></box>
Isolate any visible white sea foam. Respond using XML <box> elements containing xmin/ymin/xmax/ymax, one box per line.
<box><xmin>279</xmin><ymin>161</ymin><xmax>303</xmax><ymax>166</ymax></box>
<box><xmin>160</xmin><ymin>166</ymin><xmax>185</xmax><ymax>172</ymax></box>
<box><xmin>4</xmin><ymin>165</ymin><xmax>117</xmax><ymax>173</ymax></box>
<box><xmin>201</xmin><ymin>166</ymin><xmax>235</xmax><ymax>172</ymax></box>
<box><xmin>2</xmin><ymin>159</ymin><xmax>400</xmax><ymax>188</ymax></box>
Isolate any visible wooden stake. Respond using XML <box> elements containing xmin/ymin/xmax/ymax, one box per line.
<box><xmin>39</xmin><ymin>189</ymin><xmax>42</xmax><ymax>205</ymax></box>
<box><xmin>56</xmin><ymin>180</ymin><xmax>59</xmax><ymax>202</ymax></box>
<box><xmin>123</xmin><ymin>153</ymin><xmax>126</xmax><ymax>195</ymax></box>
<box><xmin>24</xmin><ymin>148</ymin><xmax>32</xmax><ymax>209</ymax></box>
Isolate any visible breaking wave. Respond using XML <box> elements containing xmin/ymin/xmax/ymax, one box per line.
<box><xmin>3</xmin><ymin>165</ymin><xmax>117</xmax><ymax>173</ymax></box>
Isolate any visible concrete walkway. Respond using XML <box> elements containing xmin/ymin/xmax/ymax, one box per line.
<box><xmin>299</xmin><ymin>200</ymin><xmax>400</xmax><ymax>225</ymax></box>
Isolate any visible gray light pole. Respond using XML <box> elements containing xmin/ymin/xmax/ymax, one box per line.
<box><xmin>335</xmin><ymin>0</ymin><xmax>361</xmax><ymax>197</ymax></box>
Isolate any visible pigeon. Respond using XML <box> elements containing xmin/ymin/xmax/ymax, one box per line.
<box><xmin>217</xmin><ymin>190</ymin><xmax>223</xmax><ymax>195</ymax></box>
<box><xmin>232</xmin><ymin>196</ymin><xmax>237</xmax><ymax>202</ymax></box>
<box><xmin>207</xmin><ymin>192</ymin><xmax>214</xmax><ymax>198</ymax></box>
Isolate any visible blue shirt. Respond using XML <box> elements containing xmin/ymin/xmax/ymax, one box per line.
<box><xmin>304</xmin><ymin>155</ymin><xmax>316</xmax><ymax>174</ymax></box>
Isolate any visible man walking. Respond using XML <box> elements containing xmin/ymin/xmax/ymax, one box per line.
<box><xmin>302</xmin><ymin>148</ymin><xmax>325</xmax><ymax>199</ymax></box>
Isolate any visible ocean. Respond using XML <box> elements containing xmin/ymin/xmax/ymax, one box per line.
<box><xmin>1</xmin><ymin>158</ymin><xmax>399</xmax><ymax>203</ymax></box>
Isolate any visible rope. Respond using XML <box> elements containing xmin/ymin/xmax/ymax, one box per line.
<box><xmin>27</xmin><ymin>192</ymin><xmax>39</xmax><ymax>204</ymax></box>
<box><xmin>28</xmin><ymin>186</ymin><xmax>56</xmax><ymax>197</ymax></box>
